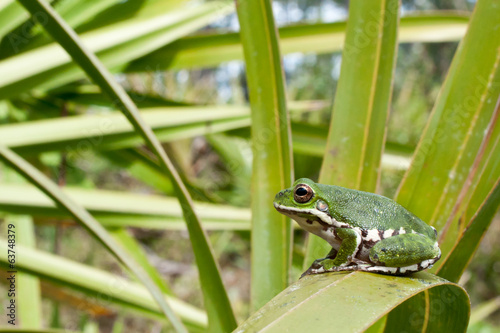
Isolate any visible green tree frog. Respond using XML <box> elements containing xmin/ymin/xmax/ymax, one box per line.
<box><xmin>274</xmin><ymin>178</ymin><xmax>441</xmax><ymax>276</ymax></box>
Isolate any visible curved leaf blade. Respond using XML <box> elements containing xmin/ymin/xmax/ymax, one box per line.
<box><xmin>0</xmin><ymin>239</ymin><xmax>207</xmax><ymax>330</ymax></box>
<box><xmin>15</xmin><ymin>0</ymin><xmax>236</xmax><ymax>330</ymax></box>
<box><xmin>126</xmin><ymin>12</ymin><xmax>468</xmax><ymax>72</ymax></box>
<box><xmin>395</xmin><ymin>0</ymin><xmax>500</xmax><ymax>268</ymax></box>
<box><xmin>234</xmin><ymin>272</ymin><xmax>469</xmax><ymax>333</ymax></box>
<box><xmin>383</xmin><ymin>287</ymin><xmax>469</xmax><ymax>333</ymax></box>
<box><xmin>0</xmin><ymin>1</ymin><xmax>233</xmax><ymax>99</ymax></box>
<box><xmin>236</xmin><ymin>0</ymin><xmax>294</xmax><ymax>311</ymax></box>
<box><xmin>0</xmin><ymin>146</ymin><xmax>186</xmax><ymax>332</ymax></box>
<box><xmin>0</xmin><ymin>106</ymin><xmax>249</xmax><ymax>153</ymax></box>
<box><xmin>12</xmin><ymin>215</ymin><xmax>42</xmax><ymax>328</ymax></box>
<box><xmin>0</xmin><ymin>183</ymin><xmax>250</xmax><ymax>229</ymax></box>
<box><xmin>436</xmin><ymin>179</ymin><xmax>500</xmax><ymax>282</ymax></box>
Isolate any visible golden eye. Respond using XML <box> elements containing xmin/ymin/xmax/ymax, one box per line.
<box><xmin>294</xmin><ymin>184</ymin><xmax>314</xmax><ymax>203</ymax></box>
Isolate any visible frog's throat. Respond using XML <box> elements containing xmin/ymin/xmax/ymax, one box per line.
<box><xmin>273</xmin><ymin>203</ymin><xmax>347</xmax><ymax>228</ymax></box>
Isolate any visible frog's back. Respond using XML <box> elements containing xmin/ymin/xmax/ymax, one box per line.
<box><xmin>323</xmin><ymin>185</ymin><xmax>436</xmax><ymax>240</ymax></box>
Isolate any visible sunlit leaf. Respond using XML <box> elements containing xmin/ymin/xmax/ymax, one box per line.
<box><xmin>436</xmin><ymin>179</ymin><xmax>500</xmax><ymax>282</ymax></box>
<box><xmin>127</xmin><ymin>12</ymin><xmax>468</xmax><ymax>71</ymax></box>
<box><xmin>0</xmin><ymin>1</ymin><xmax>233</xmax><ymax>99</ymax></box>
<box><xmin>395</xmin><ymin>0</ymin><xmax>500</xmax><ymax>270</ymax></box>
<box><xmin>10</xmin><ymin>215</ymin><xmax>42</xmax><ymax>328</ymax></box>
<box><xmin>236</xmin><ymin>0</ymin><xmax>294</xmax><ymax>311</ymax></box>
<box><xmin>0</xmin><ymin>183</ymin><xmax>251</xmax><ymax>230</ymax></box>
<box><xmin>0</xmin><ymin>145</ymin><xmax>186</xmax><ymax>331</ymax></box>
<box><xmin>0</xmin><ymin>240</ymin><xmax>207</xmax><ymax>330</ymax></box>
<box><xmin>234</xmin><ymin>272</ymin><xmax>469</xmax><ymax>333</ymax></box>
<box><xmin>15</xmin><ymin>0</ymin><xmax>236</xmax><ymax>330</ymax></box>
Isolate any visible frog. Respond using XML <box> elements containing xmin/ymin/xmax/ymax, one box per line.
<box><xmin>273</xmin><ymin>178</ymin><xmax>441</xmax><ymax>276</ymax></box>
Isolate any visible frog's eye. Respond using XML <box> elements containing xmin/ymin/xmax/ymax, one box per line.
<box><xmin>294</xmin><ymin>184</ymin><xmax>314</xmax><ymax>203</ymax></box>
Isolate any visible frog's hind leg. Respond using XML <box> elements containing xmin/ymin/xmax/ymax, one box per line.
<box><xmin>367</xmin><ymin>233</ymin><xmax>441</xmax><ymax>274</ymax></box>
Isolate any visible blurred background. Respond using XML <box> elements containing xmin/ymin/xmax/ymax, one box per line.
<box><xmin>1</xmin><ymin>0</ymin><xmax>498</xmax><ymax>332</ymax></box>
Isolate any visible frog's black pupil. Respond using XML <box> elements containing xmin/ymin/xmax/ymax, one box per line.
<box><xmin>296</xmin><ymin>187</ymin><xmax>308</xmax><ymax>196</ymax></box>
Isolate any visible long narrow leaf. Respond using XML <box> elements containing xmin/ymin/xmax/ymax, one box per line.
<box><xmin>382</xmin><ymin>1</ymin><xmax>500</xmax><ymax>328</ymax></box>
<box><xmin>15</xmin><ymin>1</ymin><xmax>236</xmax><ymax>330</ymax></box>
<box><xmin>0</xmin><ymin>184</ymin><xmax>250</xmax><ymax>229</ymax></box>
<box><xmin>305</xmin><ymin>0</ymin><xmax>399</xmax><ymax>267</ymax></box>
<box><xmin>236</xmin><ymin>0</ymin><xmax>294</xmax><ymax>311</ymax></box>
<box><xmin>0</xmin><ymin>146</ymin><xmax>186</xmax><ymax>331</ymax></box>
<box><xmin>0</xmin><ymin>239</ymin><xmax>207</xmax><ymax>330</ymax></box>
<box><xmin>3</xmin><ymin>0</ymin><xmax>124</xmax><ymax>58</ymax></box>
<box><xmin>126</xmin><ymin>12</ymin><xmax>468</xmax><ymax>71</ymax></box>
<box><xmin>109</xmin><ymin>228</ymin><xmax>172</xmax><ymax>294</ymax></box>
<box><xmin>0</xmin><ymin>1</ymin><xmax>233</xmax><ymax>99</ymax></box>
<box><xmin>0</xmin><ymin>0</ymin><xmax>30</xmax><ymax>40</ymax></box>
<box><xmin>11</xmin><ymin>215</ymin><xmax>42</xmax><ymax>328</ymax></box>
<box><xmin>0</xmin><ymin>103</ymin><xmax>410</xmax><ymax>170</ymax></box>
<box><xmin>395</xmin><ymin>0</ymin><xmax>500</xmax><ymax>268</ymax></box>
<box><xmin>436</xmin><ymin>179</ymin><xmax>500</xmax><ymax>282</ymax></box>
<box><xmin>234</xmin><ymin>271</ymin><xmax>469</xmax><ymax>332</ymax></box>
<box><xmin>0</xmin><ymin>106</ymin><xmax>249</xmax><ymax>154</ymax></box>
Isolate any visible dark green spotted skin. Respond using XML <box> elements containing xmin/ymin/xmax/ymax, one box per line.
<box><xmin>276</xmin><ymin>179</ymin><xmax>436</xmax><ymax>240</ymax></box>
<box><xmin>274</xmin><ymin>178</ymin><xmax>441</xmax><ymax>276</ymax></box>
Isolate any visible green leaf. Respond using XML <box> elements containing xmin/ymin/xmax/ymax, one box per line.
<box><xmin>0</xmin><ymin>183</ymin><xmax>251</xmax><ymax>230</ymax></box>
<box><xmin>126</xmin><ymin>12</ymin><xmax>468</xmax><ymax>71</ymax></box>
<box><xmin>0</xmin><ymin>239</ymin><xmax>207</xmax><ymax>330</ymax></box>
<box><xmin>383</xmin><ymin>286</ymin><xmax>469</xmax><ymax>333</ymax></box>
<box><xmin>50</xmin><ymin>0</ymin><xmax>123</xmax><ymax>31</ymax></box>
<box><xmin>395</xmin><ymin>0</ymin><xmax>500</xmax><ymax>270</ymax></box>
<box><xmin>108</xmin><ymin>227</ymin><xmax>172</xmax><ymax>294</ymax></box>
<box><xmin>0</xmin><ymin>0</ymin><xmax>31</xmax><ymax>40</ymax></box>
<box><xmin>0</xmin><ymin>1</ymin><xmax>233</xmax><ymax>99</ymax></box>
<box><xmin>3</xmin><ymin>0</ymin><xmax>123</xmax><ymax>57</ymax></box>
<box><xmin>291</xmin><ymin>122</ymin><xmax>412</xmax><ymax>169</ymax></box>
<box><xmin>436</xmin><ymin>179</ymin><xmax>500</xmax><ymax>282</ymax></box>
<box><xmin>233</xmin><ymin>272</ymin><xmax>469</xmax><ymax>332</ymax></box>
<box><xmin>0</xmin><ymin>106</ymin><xmax>249</xmax><ymax>154</ymax></box>
<box><xmin>15</xmin><ymin>1</ymin><xmax>236</xmax><ymax>330</ymax></box>
<box><xmin>305</xmin><ymin>0</ymin><xmax>399</xmax><ymax>268</ymax></box>
<box><xmin>0</xmin><ymin>101</ymin><xmax>411</xmax><ymax>170</ymax></box>
<box><xmin>0</xmin><ymin>146</ymin><xmax>186</xmax><ymax>332</ymax></box>
<box><xmin>10</xmin><ymin>215</ymin><xmax>42</xmax><ymax>328</ymax></box>
<box><xmin>236</xmin><ymin>0</ymin><xmax>294</xmax><ymax>311</ymax></box>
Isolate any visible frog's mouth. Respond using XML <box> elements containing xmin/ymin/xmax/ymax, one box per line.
<box><xmin>273</xmin><ymin>202</ymin><xmax>342</xmax><ymax>227</ymax></box>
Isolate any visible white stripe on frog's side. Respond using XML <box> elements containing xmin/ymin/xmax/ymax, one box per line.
<box><xmin>364</xmin><ymin>229</ymin><xmax>381</xmax><ymax>242</ymax></box>
<box><xmin>383</xmin><ymin>229</ymin><xmax>395</xmax><ymax>238</ymax></box>
<box><xmin>273</xmin><ymin>203</ymin><xmax>348</xmax><ymax>228</ymax></box>
<box><xmin>398</xmin><ymin>264</ymin><xmax>418</xmax><ymax>274</ymax></box>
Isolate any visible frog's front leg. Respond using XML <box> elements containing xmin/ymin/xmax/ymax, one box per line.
<box><xmin>304</xmin><ymin>228</ymin><xmax>361</xmax><ymax>276</ymax></box>
<box><xmin>301</xmin><ymin>247</ymin><xmax>338</xmax><ymax>278</ymax></box>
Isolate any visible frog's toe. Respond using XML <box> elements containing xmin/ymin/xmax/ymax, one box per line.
<box><xmin>300</xmin><ymin>265</ymin><xmax>325</xmax><ymax>278</ymax></box>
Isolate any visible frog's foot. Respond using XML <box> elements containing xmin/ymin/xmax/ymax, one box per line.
<box><xmin>301</xmin><ymin>259</ymin><xmax>356</xmax><ymax>278</ymax></box>
<box><xmin>301</xmin><ymin>262</ymin><xmax>364</xmax><ymax>277</ymax></box>
<box><xmin>300</xmin><ymin>258</ymin><xmax>329</xmax><ymax>278</ymax></box>
<box><xmin>303</xmin><ymin>256</ymin><xmax>441</xmax><ymax>277</ymax></box>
